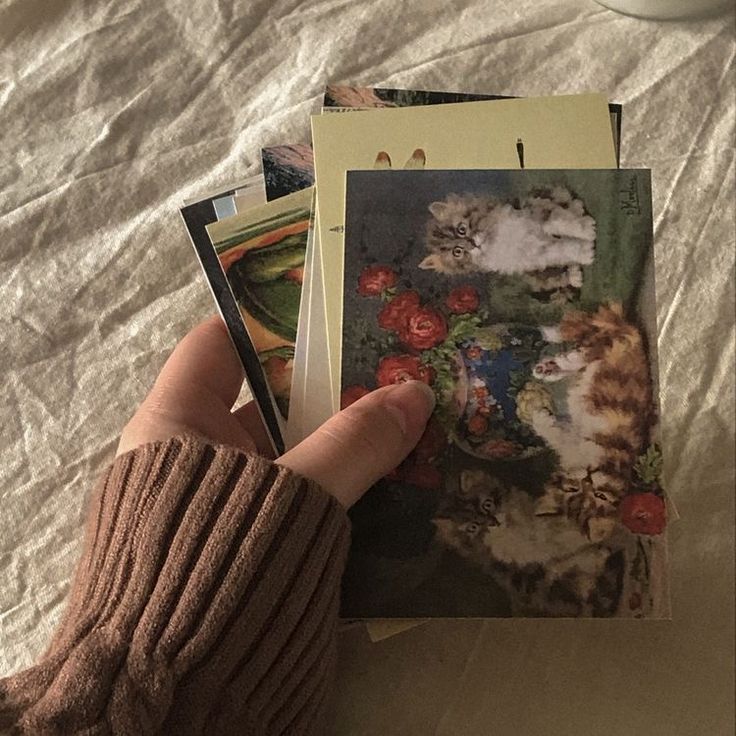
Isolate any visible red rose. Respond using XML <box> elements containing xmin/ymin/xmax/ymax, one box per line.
<box><xmin>467</xmin><ymin>415</ymin><xmax>489</xmax><ymax>436</ymax></box>
<box><xmin>473</xmin><ymin>386</ymin><xmax>489</xmax><ymax>400</ymax></box>
<box><xmin>414</xmin><ymin>419</ymin><xmax>446</xmax><ymax>462</ymax></box>
<box><xmin>341</xmin><ymin>385</ymin><xmax>371</xmax><ymax>409</ymax></box>
<box><xmin>620</xmin><ymin>493</ymin><xmax>666</xmax><ymax>536</ymax></box>
<box><xmin>377</xmin><ymin>290</ymin><xmax>420</xmax><ymax>331</ymax></box>
<box><xmin>403</xmin><ymin>463</ymin><xmax>443</xmax><ymax>490</ymax></box>
<box><xmin>478</xmin><ymin>439</ymin><xmax>521</xmax><ymax>459</ymax></box>
<box><xmin>446</xmin><ymin>285</ymin><xmax>480</xmax><ymax>314</ymax></box>
<box><xmin>466</xmin><ymin>346</ymin><xmax>483</xmax><ymax>361</ymax></box>
<box><xmin>376</xmin><ymin>354</ymin><xmax>434</xmax><ymax>387</ymax></box>
<box><xmin>399</xmin><ymin>306</ymin><xmax>448</xmax><ymax>350</ymax></box>
<box><xmin>357</xmin><ymin>264</ymin><xmax>398</xmax><ymax>296</ymax></box>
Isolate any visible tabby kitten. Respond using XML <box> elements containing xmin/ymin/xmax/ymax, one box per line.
<box><xmin>420</xmin><ymin>186</ymin><xmax>596</xmax><ymax>284</ymax></box>
<box><xmin>523</xmin><ymin>302</ymin><xmax>654</xmax><ymax>540</ymax></box>
<box><xmin>433</xmin><ymin>468</ymin><xmax>625</xmax><ymax>617</ymax></box>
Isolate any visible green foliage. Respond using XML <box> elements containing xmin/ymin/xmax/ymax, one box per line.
<box><xmin>473</xmin><ymin>327</ymin><xmax>504</xmax><ymax>352</ymax></box>
<box><xmin>420</xmin><ymin>343</ymin><xmax>460</xmax><ymax>436</ymax></box>
<box><xmin>236</xmin><ymin>279</ymin><xmax>302</xmax><ymax>341</ymax></box>
<box><xmin>507</xmin><ymin>368</ymin><xmax>528</xmax><ymax>394</ymax></box>
<box><xmin>447</xmin><ymin>313</ymin><xmax>481</xmax><ymax>342</ymax></box>
<box><xmin>634</xmin><ymin>445</ymin><xmax>664</xmax><ymax>486</ymax></box>
<box><xmin>235</xmin><ymin>234</ymin><xmax>306</xmax><ymax>283</ymax></box>
<box><xmin>225</xmin><ymin>231</ymin><xmax>307</xmax><ymax>342</ymax></box>
<box><xmin>343</xmin><ymin>316</ymin><xmax>402</xmax><ymax>384</ymax></box>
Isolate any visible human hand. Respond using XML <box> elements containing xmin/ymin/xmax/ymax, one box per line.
<box><xmin>118</xmin><ymin>316</ymin><xmax>435</xmax><ymax>508</ymax></box>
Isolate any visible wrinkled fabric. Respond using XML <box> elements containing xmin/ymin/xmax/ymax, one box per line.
<box><xmin>0</xmin><ymin>2</ymin><xmax>733</xmax><ymax>735</ymax></box>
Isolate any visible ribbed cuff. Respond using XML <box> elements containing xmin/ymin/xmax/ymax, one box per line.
<box><xmin>0</xmin><ymin>435</ymin><xmax>350</xmax><ymax>736</ymax></box>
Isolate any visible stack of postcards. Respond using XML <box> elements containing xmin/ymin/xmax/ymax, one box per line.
<box><xmin>181</xmin><ymin>85</ymin><xmax>670</xmax><ymax>631</ymax></box>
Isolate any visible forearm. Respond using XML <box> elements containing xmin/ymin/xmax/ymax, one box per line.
<box><xmin>0</xmin><ymin>436</ymin><xmax>350</xmax><ymax>736</ymax></box>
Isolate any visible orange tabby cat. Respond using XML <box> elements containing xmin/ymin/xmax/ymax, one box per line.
<box><xmin>527</xmin><ymin>302</ymin><xmax>654</xmax><ymax>540</ymax></box>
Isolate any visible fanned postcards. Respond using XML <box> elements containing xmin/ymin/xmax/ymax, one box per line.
<box><xmin>179</xmin><ymin>85</ymin><xmax>670</xmax><ymax>620</ymax></box>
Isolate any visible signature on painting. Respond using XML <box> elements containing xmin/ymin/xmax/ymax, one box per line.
<box><xmin>619</xmin><ymin>174</ymin><xmax>641</xmax><ymax>215</ymax></box>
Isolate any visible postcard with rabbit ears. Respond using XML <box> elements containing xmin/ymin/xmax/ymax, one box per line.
<box><xmin>262</xmin><ymin>90</ymin><xmax>622</xmax><ymax>205</ymax></box>
<box><xmin>322</xmin><ymin>84</ymin><xmax>623</xmax><ymax>165</ymax></box>
<box><xmin>340</xmin><ymin>168</ymin><xmax>669</xmax><ymax>620</ymax></box>
<box><xmin>312</xmin><ymin>92</ymin><xmax>618</xmax><ymax>405</ymax></box>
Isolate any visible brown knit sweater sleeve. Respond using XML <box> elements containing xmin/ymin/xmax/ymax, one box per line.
<box><xmin>0</xmin><ymin>435</ymin><xmax>351</xmax><ymax>736</ymax></box>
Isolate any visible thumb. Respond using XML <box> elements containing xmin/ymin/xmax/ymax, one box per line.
<box><xmin>276</xmin><ymin>381</ymin><xmax>436</xmax><ymax>508</ymax></box>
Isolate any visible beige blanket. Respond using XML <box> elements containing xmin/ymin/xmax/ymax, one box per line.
<box><xmin>1</xmin><ymin>1</ymin><xmax>733</xmax><ymax>733</ymax></box>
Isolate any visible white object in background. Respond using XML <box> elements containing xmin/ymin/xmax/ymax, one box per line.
<box><xmin>596</xmin><ymin>0</ymin><xmax>733</xmax><ymax>19</ymax></box>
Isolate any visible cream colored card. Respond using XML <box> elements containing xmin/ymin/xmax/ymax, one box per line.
<box><xmin>311</xmin><ymin>93</ymin><xmax>618</xmax><ymax>405</ymax></box>
<box><xmin>234</xmin><ymin>177</ymin><xmax>268</xmax><ymax>212</ymax></box>
<box><xmin>284</xmin><ymin>193</ymin><xmax>336</xmax><ymax>449</ymax></box>
<box><xmin>283</xmin><ymin>194</ymin><xmax>316</xmax><ymax>450</ymax></box>
<box><xmin>299</xmin><ymin>214</ymin><xmax>336</xmax><ymax>437</ymax></box>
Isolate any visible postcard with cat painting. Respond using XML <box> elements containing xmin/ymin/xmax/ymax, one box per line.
<box><xmin>340</xmin><ymin>168</ymin><xmax>668</xmax><ymax>619</ymax></box>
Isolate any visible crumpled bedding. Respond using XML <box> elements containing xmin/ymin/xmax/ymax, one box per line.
<box><xmin>1</xmin><ymin>2</ymin><xmax>734</xmax><ymax>734</ymax></box>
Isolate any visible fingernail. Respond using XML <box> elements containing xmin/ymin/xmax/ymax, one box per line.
<box><xmin>381</xmin><ymin>381</ymin><xmax>436</xmax><ymax>437</ymax></box>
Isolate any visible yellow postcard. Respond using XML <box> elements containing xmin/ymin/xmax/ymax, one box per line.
<box><xmin>311</xmin><ymin>93</ymin><xmax>618</xmax><ymax>404</ymax></box>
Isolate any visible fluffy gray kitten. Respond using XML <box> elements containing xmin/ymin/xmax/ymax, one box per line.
<box><xmin>420</xmin><ymin>186</ymin><xmax>595</xmax><ymax>289</ymax></box>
